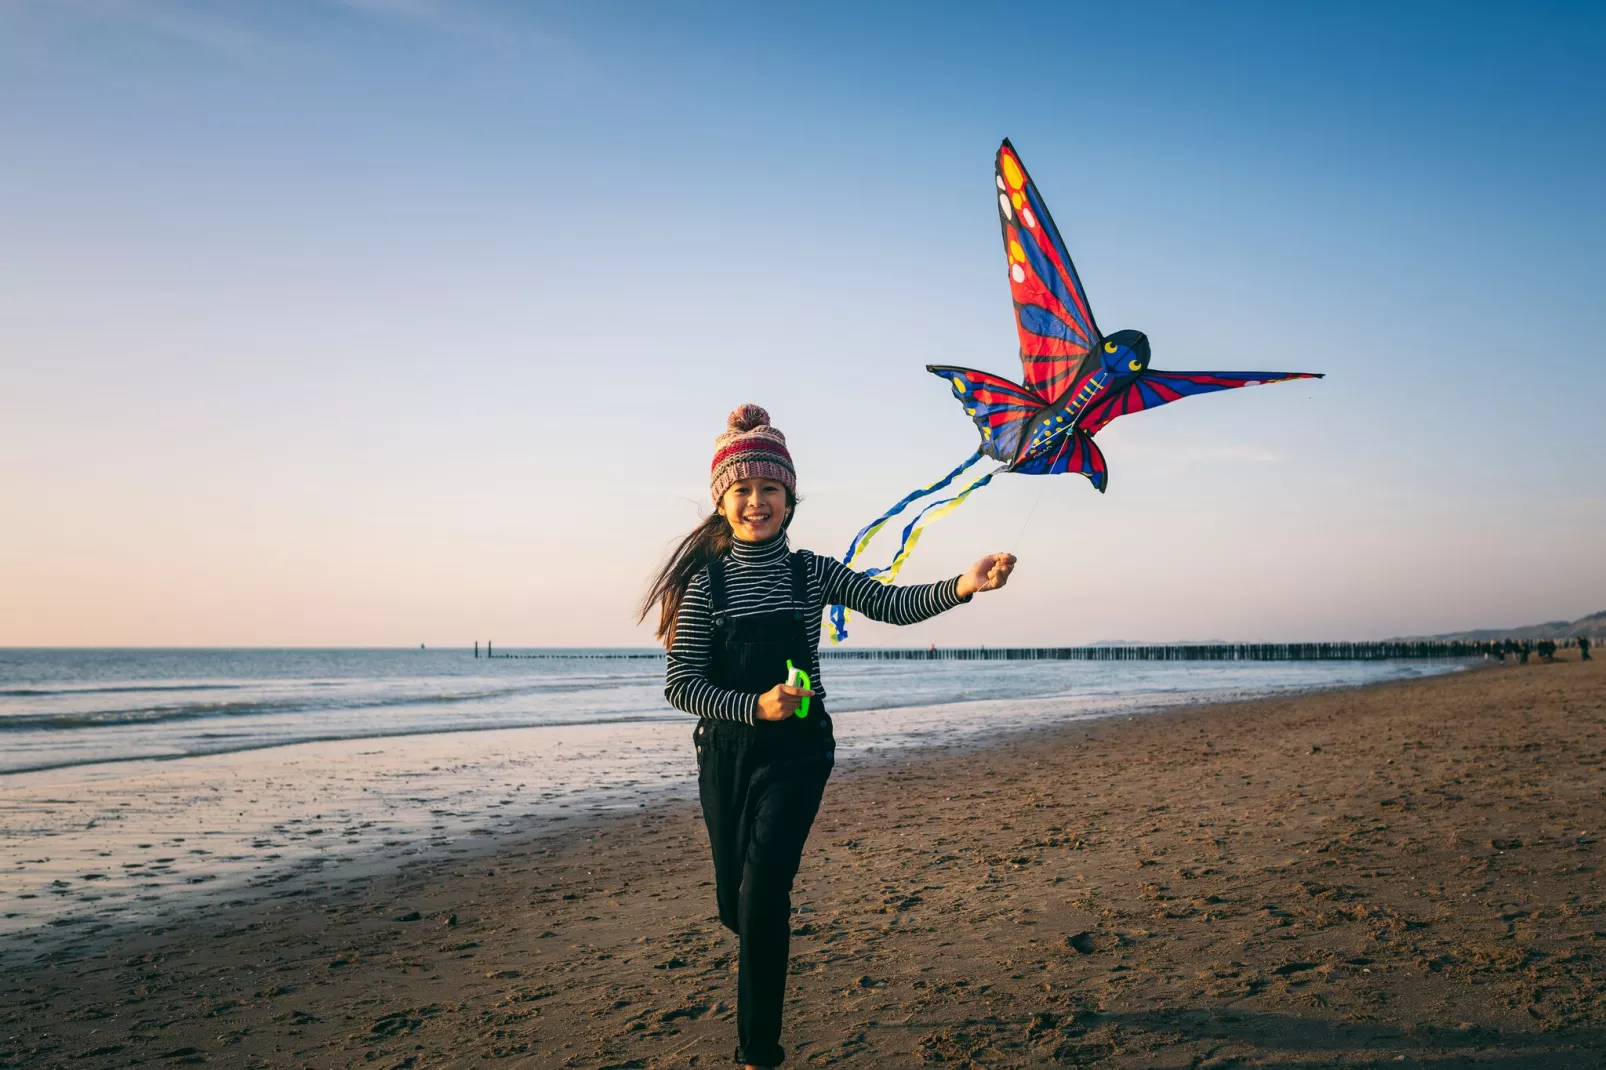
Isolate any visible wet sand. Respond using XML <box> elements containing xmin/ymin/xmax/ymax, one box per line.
<box><xmin>0</xmin><ymin>722</ymin><xmax>703</xmax><ymax>939</ymax></box>
<box><xmin>4</xmin><ymin>656</ymin><xmax>1603</xmax><ymax>1068</ymax></box>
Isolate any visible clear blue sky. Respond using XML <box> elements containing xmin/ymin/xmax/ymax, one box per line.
<box><xmin>2</xmin><ymin>0</ymin><xmax>1602</xmax><ymax>646</ymax></box>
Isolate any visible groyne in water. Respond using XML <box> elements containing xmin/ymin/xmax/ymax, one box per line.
<box><xmin>478</xmin><ymin>641</ymin><xmax>1495</xmax><ymax>661</ymax></box>
<box><xmin>819</xmin><ymin>642</ymin><xmax>1488</xmax><ymax>661</ymax></box>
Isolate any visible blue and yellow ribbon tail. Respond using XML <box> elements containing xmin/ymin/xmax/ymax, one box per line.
<box><xmin>827</xmin><ymin>454</ymin><xmax>1000</xmax><ymax>643</ymax></box>
<box><xmin>828</xmin><ymin>451</ymin><xmax>983</xmax><ymax>644</ymax></box>
<box><xmin>841</xmin><ymin>450</ymin><xmax>983</xmax><ymax>571</ymax></box>
<box><xmin>878</xmin><ymin>468</ymin><xmax>997</xmax><ymax>585</ymax></box>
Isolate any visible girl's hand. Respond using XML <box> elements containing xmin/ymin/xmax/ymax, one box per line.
<box><xmin>957</xmin><ymin>553</ymin><xmax>1017</xmax><ymax>598</ymax></box>
<box><xmin>756</xmin><ymin>683</ymin><xmax>814</xmax><ymax>721</ymax></box>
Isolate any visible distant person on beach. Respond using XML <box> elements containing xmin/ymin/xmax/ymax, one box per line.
<box><xmin>641</xmin><ymin>404</ymin><xmax>1015</xmax><ymax>1070</ymax></box>
<box><xmin>1581</xmin><ymin>636</ymin><xmax>1592</xmax><ymax>661</ymax></box>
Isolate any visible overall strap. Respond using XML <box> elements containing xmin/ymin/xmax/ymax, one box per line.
<box><xmin>788</xmin><ymin>552</ymin><xmax>809</xmax><ymax>622</ymax></box>
<box><xmin>705</xmin><ymin>559</ymin><xmax>730</xmax><ymax>629</ymax></box>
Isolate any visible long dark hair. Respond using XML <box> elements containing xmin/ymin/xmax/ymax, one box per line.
<box><xmin>640</xmin><ymin>491</ymin><xmax>797</xmax><ymax>649</ymax></box>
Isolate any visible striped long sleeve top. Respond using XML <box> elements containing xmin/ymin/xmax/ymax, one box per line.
<box><xmin>664</xmin><ymin>534</ymin><xmax>969</xmax><ymax>725</ymax></box>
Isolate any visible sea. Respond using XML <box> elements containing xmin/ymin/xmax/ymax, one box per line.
<box><xmin>0</xmin><ymin>648</ymin><xmax>1465</xmax><ymax>946</ymax></box>
<box><xmin>0</xmin><ymin>648</ymin><xmax>1465</xmax><ymax>776</ymax></box>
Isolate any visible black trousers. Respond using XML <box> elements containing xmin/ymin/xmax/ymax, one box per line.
<box><xmin>696</xmin><ymin>719</ymin><xmax>833</xmax><ymax>1066</ymax></box>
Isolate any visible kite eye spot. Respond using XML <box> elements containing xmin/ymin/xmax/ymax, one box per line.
<box><xmin>1104</xmin><ymin>341</ymin><xmax>1118</xmax><ymax>354</ymax></box>
<box><xmin>1001</xmin><ymin>154</ymin><xmax>1024</xmax><ymax>191</ymax></box>
<box><xmin>1010</xmin><ymin>264</ymin><xmax>1025</xmax><ymax>283</ymax></box>
<box><xmin>1128</xmin><ymin>358</ymin><xmax>1142</xmax><ymax>371</ymax></box>
<box><xmin>998</xmin><ymin>192</ymin><xmax>1013</xmax><ymax>221</ymax></box>
<box><xmin>1021</xmin><ymin>207</ymin><xmax>1037</xmax><ymax>229</ymax></box>
<box><xmin>996</xmin><ymin>175</ymin><xmax>1006</xmax><ymax>191</ymax></box>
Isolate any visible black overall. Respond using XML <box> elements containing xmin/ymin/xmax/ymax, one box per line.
<box><xmin>694</xmin><ymin>553</ymin><xmax>835</xmax><ymax>1067</ymax></box>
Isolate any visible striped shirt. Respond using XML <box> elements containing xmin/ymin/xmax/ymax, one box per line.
<box><xmin>664</xmin><ymin>534</ymin><xmax>968</xmax><ymax>725</ymax></box>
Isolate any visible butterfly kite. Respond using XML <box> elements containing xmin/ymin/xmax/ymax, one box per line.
<box><xmin>828</xmin><ymin>139</ymin><xmax>1323</xmax><ymax>642</ymax></box>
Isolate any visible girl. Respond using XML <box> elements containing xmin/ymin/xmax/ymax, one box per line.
<box><xmin>641</xmin><ymin>404</ymin><xmax>1015</xmax><ymax>1069</ymax></box>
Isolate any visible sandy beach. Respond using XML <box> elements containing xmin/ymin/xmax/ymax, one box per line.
<box><xmin>4</xmin><ymin>655</ymin><xmax>1603</xmax><ymax>1068</ymax></box>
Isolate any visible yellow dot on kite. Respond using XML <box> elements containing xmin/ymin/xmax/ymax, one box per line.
<box><xmin>1128</xmin><ymin>358</ymin><xmax>1142</xmax><ymax>371</ymax></box>
<box><xmin>1001</xmin><ymin>153</ymin><xmax>1024</xmax><ymax>191</ymax></box>
<box><xmin>982</xmin><ymin>426</ymin><xmax>992</xmax><ymax>439</ymax></box>
<box><xmin>1104</xmin><ymin>341</ymin><xmax>1118</xmax><ymax>353</ymax></box>
<box><xmin>952</xmin><ymin>377</ymin><xmax>967</xmax><ymax>392</ymax></box>
<box><xmin>1008</xmin><ymin>239</ymin><xmax>1025</xmax><ymax>263</ymax></box>
<box><xmin>1010</xmin><ymin>192</ymin><xmax>1024</xmax><ymax>211</ymax></box>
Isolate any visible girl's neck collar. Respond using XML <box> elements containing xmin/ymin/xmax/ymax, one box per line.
<box><xmin>728</xmin><ymin>532</ymin><xmax>790</xmax><ymax>565</ymax></box>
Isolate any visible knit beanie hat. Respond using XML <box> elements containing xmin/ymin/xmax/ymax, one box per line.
<box><xmin>710</xmin><ymin>403</ymin><xmax>796</xmax><ymax>504</ymax></box>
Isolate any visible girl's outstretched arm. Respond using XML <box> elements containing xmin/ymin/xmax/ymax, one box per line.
<box><xmin>818</xmin><ymin>552</ymin><xmax>1015</xmax><ymax>625</ymax></box>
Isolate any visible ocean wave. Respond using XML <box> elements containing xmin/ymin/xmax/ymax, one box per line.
<box><xmin>0</xmin><ymin>678</ymin><xmax>652</xmax><ymax>731</ymax></box>
<box><xmin>0</xmin><ymin>683</ymin><xmax>250</xmax><ymax>698</ymax></box>
<box><xmin>0</xmin><ymin>713</ymin><xmax>689</xmax><ymax>776</ymax></box>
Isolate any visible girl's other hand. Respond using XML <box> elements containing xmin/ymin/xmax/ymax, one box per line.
<box><xmin>756</xmin><ymin>683</ymin><xmax>814</xmax><ymax>721</ymax></box>
<box><xmin>957</xmin><ymin>553</ymin><xmax>1017</xmax><ymax>598</ymax></box>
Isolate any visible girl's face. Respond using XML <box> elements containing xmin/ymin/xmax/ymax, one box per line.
<box><xmin>720</xmin><ymin>478</ymin><xmax>789</xmax><ymax>542</ymax></box>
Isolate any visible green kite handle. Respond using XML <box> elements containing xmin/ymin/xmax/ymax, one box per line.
<box><xmin>786</xmin><ymin>659</ymin><xmax>812</xmax><ymax>719</ymax></box>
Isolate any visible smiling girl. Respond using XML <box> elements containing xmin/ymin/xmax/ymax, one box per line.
<box><xmin>641</xmin><ymin>404</ymin><xmax>1014</xmax><ymax>1069</ymax></box>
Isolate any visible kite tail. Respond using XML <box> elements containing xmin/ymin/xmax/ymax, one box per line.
<box><xmin>841</xmin><ymin>450</ymin><xmax>984</xmax><ymax>571</ymax></box>
<box><xmin>828</xmin><ymin>457</ymin><xmax>999</xmax><ymax>643</ymax></box>
<box><xmin>827</xmin><ymin>451</ymin><xmax>983</xmax><ymax>644</ymax></box>
<box><xmin>881</xmin><ymin>468</ymin><xmax>997</xmax><ymax>582</ymax></box>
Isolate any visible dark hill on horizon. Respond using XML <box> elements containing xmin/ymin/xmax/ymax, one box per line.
<box><xmin>1085</xmin><ymin>611</ymin><xmax>1606</xmax><ymax>646</ymax></box>
<box><xmin>1396</xmin><ymin>610</ymin><xmax>1606</xmax><ymax>642</ymax></box>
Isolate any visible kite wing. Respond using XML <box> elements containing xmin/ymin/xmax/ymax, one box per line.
<box><xmin>995</xmin><ymin>139</ymin><xmax>1102</xmax><ymax>402</ymax></box>
<box><xmin>1080</xmin><ymin>370</ymin><xmax>1323</xmax><ymax>436</ymax></box>
<box><xmin>927</xmin><ymin>364</ymin><xmax>1046</xmax><ymax>465</ymax></box>
<box><xmin>1013</xmin><ymin>429</ymin><xmax>1108</xmax><ymax>491</ymax></box>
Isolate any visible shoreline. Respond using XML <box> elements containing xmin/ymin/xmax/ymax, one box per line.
<box><xmin>6</xmin><ymin>658</ymin><xmax>1603</xmax><ymax>1066</ymax></box>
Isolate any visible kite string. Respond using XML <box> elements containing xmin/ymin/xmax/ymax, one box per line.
<box><xmin>1010</xmin><ymin>493</ymin><xmax>1041</xmax><ymax>555</ymax></box>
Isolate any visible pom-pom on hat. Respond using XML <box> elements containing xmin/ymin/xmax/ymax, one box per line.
<box><xmin>710</xmin><ymin>403</ymin><xmax>796</xmax><ymax>504</ymax></box>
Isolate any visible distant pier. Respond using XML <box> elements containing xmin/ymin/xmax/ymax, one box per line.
<box><xmin>819</xmin><ymin>641</ymin><xmax>1488</xmax><ymax>661</ymax></box>
<box><xmin>475</xmin><ymin>641</ymin><xmax>1494</xmax><ymax>662</ymax></box>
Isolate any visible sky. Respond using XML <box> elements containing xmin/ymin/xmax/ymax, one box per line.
<box><xmin>1</xmin><ymin>0</ymin><xmax>1603</xmax><ymax>648</ymax></box>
